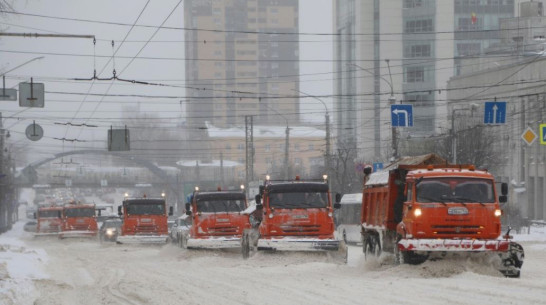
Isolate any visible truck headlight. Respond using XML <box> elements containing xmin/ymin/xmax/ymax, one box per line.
<box><xmin>494</xmin><ymin>209</ymin><xmax>502</xmax><ymax>217</ymax></box>
<box><xmin>106</xmin><ymin>228</ymin><xmax>115</xmax><ymax>236</ymax></box>
<box><xmin>414</xmin><ymin>208</ymin><xmax>422</xmax><ymax>217</ymax></box>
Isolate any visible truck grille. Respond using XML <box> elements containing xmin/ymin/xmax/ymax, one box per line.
<box><xmin>135</xmin><ymin>224</ymin><xmax>158</xmax><ymax>233</ymax></box>
<box><xmin>431</xmin><ymin>225</ymin><xmax>482</xmax><ymax>235</ymax></box>
<box><xmin>279</xmin><ymin>225</ymin><xmax>321</xmax><ymax>233</ymax></box>
<box><xmin>70</xmin><ymin>225</ymin><xmax>90</xmax><ymax>231</ymax></box>
<box><xmin>208</xmin><ymin>226</ymin><xmax>239</xmax><ymax>235</ymax></box>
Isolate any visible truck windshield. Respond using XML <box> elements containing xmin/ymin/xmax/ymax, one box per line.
<box><xmin>269</xmin><ymin>191</ymin><xmax>328</xmax><ymax>209</ymax></box>
<box><xmin>38</xmin><ymin>210</ymin><xmax>60</xmax><ymax>218</ymax></box>
<box><xmin>197</xmin><ymin>199</ymin><xmax>246</xmax><ymax>213</ymax></box>
<box><xmin>64</xmin><ymin>208</ymin><xmax>95</xmax><ymax>218</ymax></box>
<box><xmin>126</xmin><ymin>203</ymin><xmax>165</xmax><ymax>215</ymax></box>
<box><xmin>416</xmin><ymin>178</ymin><xmax>495</xmax><ymax>203</ymax></box>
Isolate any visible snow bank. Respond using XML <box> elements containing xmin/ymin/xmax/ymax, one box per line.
<box><xmin>0</xmin><ymin>221</ymin><xmax>49</xmax><ymax>305</ymax></box>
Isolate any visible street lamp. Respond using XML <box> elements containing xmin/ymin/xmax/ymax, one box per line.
<box><xmin>347</xmin><ymin>61</ymin><xmax>398</xmax><ymax>159</ymax></box>
<box><xmin>262</xmin><ymin>102</ymin><xmax>290</xmax><ymax>179</ymax></box>
<box><xmin>292</xmin><ymin>89</ymin><xmax>331</xmax><ymax>177</ymax></box>
<box><xmin>450</xmin><ymin>104</ymin><xmax>478</xmax><ymax>164</ymax></box>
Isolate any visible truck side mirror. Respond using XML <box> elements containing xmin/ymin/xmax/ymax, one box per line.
<box><xmin>501</xmin><ymin>182</ymin><xmax>508</xmax><ymax>196</ymax></box>
<box><xmin>117</xmin><ymin>206</ymin><xmax>122</xmax><ymax>216</ymax></box>
<box><xmin>255</xmin><ymin>194</ymin><xmax>261</xmax><ymax>205</ymax></box>
<box><xmin>185</xmin><ymin>203</ymin><xmax>192</xmax><ymax>216</ymax></box>
<box><xmin>169</xmin><ymin>206</ymin><xmax>174</xmax><ymax>216</ymax></box>
<box><xmin>363</xmin><ymin>167</ymin><xmax>372</xmax><ymax>175</ymax></box>
<box><xmin>499</xmin><ymin>195</ymin><xmax>507</xmax><ymax>203</ymax></box>
<box><xmin>259</xmin><ymin>185</ymin><xmax>264</xmax><ymax>195</ymax></box>
<box><xmin>335</xmin><ymin>193</ymin><xmax>341</xmax><ymax>203</ymax></box>
<box><xmin>333</xmin><ymin>203</ymin><xmax>341</xmax><ymax>209</ymax></box>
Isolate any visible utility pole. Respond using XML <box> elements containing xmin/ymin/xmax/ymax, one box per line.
<box><xmin>244</xmin><ymin>116</ymin><xmax>254</xmax><ymax>196</ymax></box>
<box><xmin>284</xmin><ymin>125</ymin><xmax>290</xmax><ymax>179</ymax></box>
<box><xmin>386</xmin><ymin>60</ymin><xmax>398</xmax><ymax>160</ymax></box>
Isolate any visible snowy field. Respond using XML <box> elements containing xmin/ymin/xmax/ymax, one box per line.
<box><xmin>1</xmin><ymin>217</ymin><xmax>546</xmax><ymax>305</ymax></box>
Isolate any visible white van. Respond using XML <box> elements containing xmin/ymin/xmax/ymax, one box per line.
<box><xmin>334</xmin><ymin>193</ymin><xmax>362</xmax><ymax>244</ymax></box>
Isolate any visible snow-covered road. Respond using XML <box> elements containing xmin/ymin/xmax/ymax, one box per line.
<box><xmin>2</xmin><ymin>220</ymin><xmax>546</xmax><ymax>305</ymax></box>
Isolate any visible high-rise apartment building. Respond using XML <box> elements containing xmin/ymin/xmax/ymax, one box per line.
<box><xmin>184</xmin><ymin>0</ymin><xmax>300</xmax><ymax>130</ymax></box>
<box><xmin>333</xmin><ymin>0</ymin><xmax>515</xmax><ymax>163</ymax></box>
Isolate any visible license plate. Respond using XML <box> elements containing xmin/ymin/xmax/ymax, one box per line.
<box><xmin>293</xmin><ymin>215</ymin><xmax>308</xmax><ymax>219</ymax></box>
<box><xmin>448</xmin><ymin>207</ymin><xmax>468</xmax><ymax>215</ymax></box>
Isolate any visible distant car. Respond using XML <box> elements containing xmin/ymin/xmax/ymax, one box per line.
<box><xmin>24</xmin><ymin>220</ymin><xmax>37</xmax><ymax>232</ymax></box>
<box><xmin>99</xmin><ymin>219</ymin><xmax>122</xmax><ymax>242</ymax></box>
<box><xmin>334</xmin><ymin>193</ymin><xmax>363</xmax><ymax>244</ymax></box>
<box><xmin>170</xmin><ymin>216</ymin><xmax>191</xmax><ymax>244</ymax></box>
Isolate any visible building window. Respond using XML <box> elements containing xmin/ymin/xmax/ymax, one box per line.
<box><xmin>294</xmin><ymin>143</ymin><xmax>300</xmax><ymax>151</ymax></box>
<box><xmin>404</xmin><ymin>44</ymin><xmax>431</xmax><ymax>58</ymax></box>
<box><xmin>308</xmin><ymin>144</ymin><xmax>314</xmax><ymax>151</ymax></box>
<box><xmin>456</xmin><ymin>43</ymin><xmax>481</xmax><ymax>56</ymax></box>
<box><xmin>294</xmin><ymin>158</ymin><xmax>302</xmax><ymax>166</ymax></box>
<box><xmin>225</xmin><ymin>144</ymin><xmax>231</xmax><ymax>150</ymax></box>
<box><xmin>264</xmin><ymin>144</ymin><xmax>271</xmax><ymax>152</ymax></box>
<box><xmin>405</xmin><ymin>19</ymin><xmax>433</xmax><ymax>33</ymax></box>
<box><xmin>238</xmin><ymin>143</ymin><xmax>244</xmax><ymax>151</ymax></box>
<box><xmin>405</xmin><ymin>66</ymin><xmax>425</xmax><ymax>83</ymax></box>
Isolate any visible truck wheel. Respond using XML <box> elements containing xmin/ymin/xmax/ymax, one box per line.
<box><xmin>181</xmin><ymin>234</ymin><xmax>188</xmax><ymax>249</ymax></box>
<box><xmin>242</xmin><ymin>232</ymin><xmax>250</xmax><ymax>260</ymax></box>
<box><xmin>364</xmin><ymin>235</ymin><xmax>381</xmax><ymax>260</ymax></box>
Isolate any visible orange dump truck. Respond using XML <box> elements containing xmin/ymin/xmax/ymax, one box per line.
<box><xmin>180</xmin><ymin>187</ymin><xmax>249</xmax><ymax>249</ymax></box>
<box><xmin>59</xmin><ymin>203</ymin><xmax>98</xmax><ymax>238</ymax></box>
<box><xmin>242</xmin><ymin>175</ymin><xmax>346</xmax><ymax>262</ymax></box>
<box><xmin>35</xmin><ymin>205</ymin><xmax>63</xmax><ymax>236</ymax></box>
<box><xmin>361</xmin><ymin>154</ymin><xmax>524</xmax><ymax>277</ymax></box>
<box><xmin>117</xmin><ymin>197</ymin><xmax>173</xmax><ymax>244</ymax></box>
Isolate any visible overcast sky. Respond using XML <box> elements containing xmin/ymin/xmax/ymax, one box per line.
<box><xmin>0</xmin><ymin>0</ymin><xmax>333</xmax><ymax>164</ymax></box>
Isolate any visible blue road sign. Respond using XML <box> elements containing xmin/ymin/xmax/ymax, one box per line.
<box><xmin>484</xmin><ymin>101</ymin><xmax>506</xmax><ymax>124</ymax></box>
<box><xmin>373</xmin><ymin>162</ymin><xmax>383</xmax><ymax>172</ymax></box>
<box><xmin>391</xmin><ymin>104</ymin><xmax>413</xmax><ymax>127</ymax></box>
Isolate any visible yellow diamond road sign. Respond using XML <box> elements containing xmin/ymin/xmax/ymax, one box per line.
<box><xmin>522</xmin><ymin>127</ymin><xmax>537</xmax><ymax>146</ymax></box>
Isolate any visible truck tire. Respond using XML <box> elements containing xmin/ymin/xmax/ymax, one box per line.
<box><xmin>242</xmin><ymin>232</ymin><xmax>250</xmax><ymax>259</ymax></box>
<box><xmin>364</xmin><ymin>234</ymin><xmax>381</xmax><ymax>260</ymax></box>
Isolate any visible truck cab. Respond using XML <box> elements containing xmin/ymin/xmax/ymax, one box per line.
<box><xmin>35</xmin><ymin>205</ymin><xmax>63</xmax><ymax>236</ymax></box>
<box><xmin>181</xmin><ymin>187</ymin><xmax>249</xmax><ymax>249</ymax></box>
<box><xmin>116</xmin><ymin>197</ymin><xmax>173</xmax><ymax>244</ymax></box>
<box><xmin>242</xmin><ymin>175</ymin><xmax>344</xmax><ymax>258</ymax></box>
<box><xmin>59</xmin><ymin>203</ymin><xmax>98</xmax><ymax>238</ymax></box>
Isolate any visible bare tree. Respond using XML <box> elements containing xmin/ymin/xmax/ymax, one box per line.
<box><xmin>329</xmin><ymin>140</ymin><xmax>360</xmax><ymax>195</ymax></box>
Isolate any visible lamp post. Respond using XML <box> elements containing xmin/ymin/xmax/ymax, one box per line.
<box><xmin>292</xmin><ymin>89</ymin><xmax>331</xmax><ymax>177</ymax></box>
<box><xmin>262</xmin><ymin>103</ymin><xmax>290</xmax><ymax>179</ymax></box>
<box><xmin>347</xmin><ymin>61</ymin><xmax>397</xmax><ymax>159</ymax></box>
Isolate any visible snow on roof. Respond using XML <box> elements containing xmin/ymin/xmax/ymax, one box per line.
<box><xmin>365</xmin><ymin>171</ymin><xmax>390</xmax><ymax>186</ymax></box>
<box><xmin>340</xmin><ymin>193</ymin><xmax>362</xmax><ymax>204</ymax></box>
<box><xmin>205</xmin><ymin>121</ymin><xmax>325</xmax><ymax>139</ymax></box>
<box><xmin>176</xmin><ymin>159</ymin><xmax>242</xmax><ymax>168</ymax></box>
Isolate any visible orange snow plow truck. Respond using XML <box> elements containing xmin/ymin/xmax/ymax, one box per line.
<box><xmin>34</xmin><ymin>205</ymin><xmax>63</xmax><ymax>236</ymax></box>
<box><xmin>59</xmin><ymin>203</ymin><xmax>98</xmax><ymax>238</ymax></box>
<box><xmin>242</xmin><ymin>175</ymin><xmax>347</xmax><ymax>262</ymax></box>
<box><xmin>361</xmin><ymin>154</ymin><xmax>524</xmax><ymax>277</ymax></box>
<box><xmin>180</xmin><ymin>186</ymin><xmax>249</xmax><ymax>249</ymax></box>
<box><xmin>117</xmin><ymin>197</ymin><xmax>173</xmax><ymax>244</ymax></box>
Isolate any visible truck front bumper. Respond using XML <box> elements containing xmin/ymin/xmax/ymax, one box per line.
<box><xmin>59</xmin><ymin>230</ymin><xmax>97</xmax><ymax>239</ymax></box>
<box><xmin>186</xmin><ymin>236</ymin><xmax>242</xmax><ymax>249</ymax></box>
<box><xmin>257</xmin><ymin>237</ymin><xmax>340</xmax><ymax>252</ymax></box>
<box><xmin>116</xmin><ymin>234</ymin><xmax>168</xmax><ymax>244</ymax></box>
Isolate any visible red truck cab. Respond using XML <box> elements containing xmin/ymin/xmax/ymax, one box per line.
<box><xmin>116</xmin><ymin>197</ymin><xmax>173</xmax><ymax>244</ymax></box>
<box><xmin>59</xmin><ymin>203</ymin><xmax>98</xmax><ymax>238</ymax></box>
<box><xmin>35</xmin><ymin>205</ymin><xmax>63</xmax><ymax>236</ymax></box>
<box><xmin>242</xmin><ymin>175</ymin><xmax>344</xmax><ymax>259</ymax></box>
<box><xmin>181</xmin><ymin>187</ymin><xmax>249</xmax><ymax>249</ymax></box>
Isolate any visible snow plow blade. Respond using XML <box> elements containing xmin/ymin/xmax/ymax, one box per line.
<box><xmin>397</xmin><ymin>239</ymin><xmax>511</xmax><ymax>252</ymax></box>
<box><xmin>116</xmin><ymin>235</ymin><xmax>168</xmax><ymax>244</ymax></box>
<box><xmin>34</xmin><ymin>232</ymin><xmax>61</xmax><ymax>237</ymax></box>
<box><xmin>257</xmin><ymin>238</ymin><xmax>340</xmax><ymax>252</ymax></box>
<box><xmin>58</xmin><ymin>231</ymin><xmax>97</xmax><ymax>239</ymax></box>
<box><xmin>397</xmin><ymin>239</ymin><xmax>524</xmax><ymax>278</ymax></box>
<box><xmin>186</xmin><ymin>237</ymin><xmax>241</xmax><ymax>249</ymax></box>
